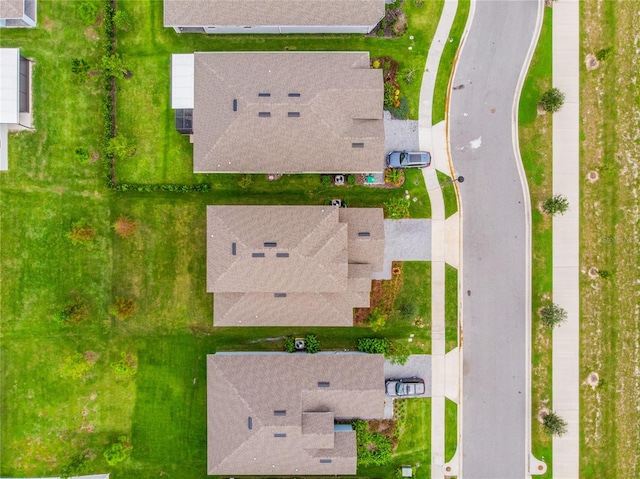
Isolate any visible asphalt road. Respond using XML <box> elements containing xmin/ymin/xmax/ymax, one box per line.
<box><xmin>449</xmin><ymin>1</ymin><xmax>541</xmax><ymax>477</ymax></box>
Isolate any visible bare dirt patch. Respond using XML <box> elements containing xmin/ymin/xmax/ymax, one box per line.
<box><xmin>584</xmin><ymin>371</ymin><xmax>600</xmax><ymax>390</ymax></box>
<box><xmin>84</xmin><ymin>351</ymin><xmax>99</xmax><ymax>363</ymax></box>
<box><xmin>85</xmin><ymin>26</ymin><xmax>100</xmax><ymax>41</ymax></box>
<box><xmin>537</xmin><ymin>406</ymin><xmax>550</xmax><ymax>423</ymax></box>
<box><xmin>585</xmin><ymin>53</ymin><xmax>600</xmax><ymax>71</ymax></box>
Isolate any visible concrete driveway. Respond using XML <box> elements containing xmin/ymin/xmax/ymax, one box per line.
<box><xmin>383</xmin><ymin>111</ymin><xmax>420</xmax><ymax>167</ymax></box>
<box><xmin>383</xmin><ymin>354</ymin><xmax>432</xmax><ymax>418</ymax></box>
<box><xmin>372</xmin><ymin>219</ymin><xmax>431</xmax><ymax>280</ymax></box>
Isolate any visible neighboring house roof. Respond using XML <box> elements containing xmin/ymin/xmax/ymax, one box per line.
<box><xmin>0</xmin><ymin>48</ymin><xmax>20</xmax><ymax>124</ymax></box>
<box><xmin>191</xmin><ymin>52</ymin><xmax>384</xmax><ymax>173</ymax></box>
<box><xmin>164</xmin><ymin>0</ymin><xmax>384</xmax><ymax>28</ymax></box>
<box><xmin>207</xmin><ymin>205</ymin><xmax>384</xmax><ymax>326</ymax></box>
<box><xmin>0</xmin><ymin>0</ymin><xmax>36</xmax><ymax>25</ymax></box>
<box><xmin>207</xmin><ymin>353</ymin><xmax>385</xmax><ymax>476</ymax></box>
<box><xmin>0</xmin><ymin>0</ymin><xmax>24</xmax><ymax>18</ymax></box>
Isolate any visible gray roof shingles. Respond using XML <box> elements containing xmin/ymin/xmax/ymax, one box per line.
<box><xmin>193</xmin><ymin>52</ymin><xmax>384</xmax><ymax>173</ymax></box>
<box><xmin>206</xmin><ymin>205</ymin><xmax>384</xmax><ymax>326</ymax></box>
<box><xmin>164</xmin><ymin>0</ymin><xmax>384</xmax><ymax>27</ymax></box>
<box><xmin>207</xmin><ymin>353</ymin><xmax>385</xmax><ymax>475</ymax></box>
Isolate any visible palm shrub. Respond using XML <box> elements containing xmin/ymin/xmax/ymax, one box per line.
<box><xmin>538</xmin><ymin>88</ymin><xmax>565</xmax><ymax>113</ymax></box>
<box><xmin>73</xmin><ymin>146</ymin><xmax>90</xmax><ymax>164</ymax></box>
<box><xmin>320</xmin><ymin>175</ymin><xmax>332</xmax><ymax>187</ymax></box>
<box><xmin>113</xmin><ymin>10</ymin><xmax>132</xmax><ymax>30</ymax></box>
<box><xmin>103</xmin><ymin>436</ymin><xmax>132</xmax><ymax>466</ymax></box>
<box><xmin>542</xmin><ymin>411</ymin><xmax>568</xmax><ymax>436</ymax></box>
<box><xmin>305</xmin><ymin>334</ymin><xmax>320</xmax><ymax>354</ymax></box>
<box><xmin>542</xmin><ymin>194</ymin><xmax>569</xmax><ymax>215</ymax></box>
<box><xmin>284</xmin><ymin>336</ymin><xmax>296</xmax><ymax>353</ymax></box>
<box><xmin>106</xmin><ymin>134</ymin><xmax>136</xmax><ymax>159</ymax></box>
<box><xmin>539</xmin><ymin>303</ymin><xmax>567</xmax><ymax>329</ymax></box>
<box><xmin>595</xmin><ymin>47</ymin><xmax>614</xmax><ymax>61</ymax></box>
<box><xmin>368</xmin><ymin>307</ymin><xmax>387</xmax><ymax>332</ymax></box>
<box><xmin>54</xmin><ymin>298</ymin><xmax>89</xmax><ymax>324</ymax></box>
<box><xmin>71</xmin><ymin>59</ymin><xmax>91</xmax><ymax>83</ymax></box>
<box><xmin>78</xmin><ymin>2</ymin><xmax>98</xmax><ymax>24</ymax></box>
<box><xmin>101</xmin><ymin>53</ymin><xmax>130</xmax><ymax>80</ymax></box>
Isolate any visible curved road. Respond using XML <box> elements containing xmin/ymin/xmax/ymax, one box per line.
<box><xmin>449</xmin><ymin>1</ymin><xmax>542</xmax><ymax>478</ymax></box>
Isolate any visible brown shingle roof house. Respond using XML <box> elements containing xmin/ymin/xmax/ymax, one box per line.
<box><xmin>0</xmin><ymin>0</ymin><xmax>36</xmax><ymax>27</ymax></box>
<box><xmin>171</xmin><ymin>52</ymin><xmax>384</xmax><ymax>174</ymax></box>
<box><xmin>207</xmin><ymin>205</ymin><xmax>384</xmax><ymax>326</ymax></box>
<box><xmin>164</xmin><ymin>0</ymin><xmax>384</xmax><ymax>34</ymax></box>
<box><xmin>207</xmin><ymin>352</ymin><xmax>385</xmax><ymax>475</ymax></box>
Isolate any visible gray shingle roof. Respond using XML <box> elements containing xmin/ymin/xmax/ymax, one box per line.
<box><xmin>207</xmin><ymin>206</ymin><xmax>384</xmax><ymax>326</ymax></box>
<box><xmin>0</xmin><ymin>0</ymin><xmax>24</xmax><ymax>18</ymax></box>
<box><xmin>193</xmin><ymin>52</ymin><xmax>384</xmax><ymax>173</ymax></box>
<box><xmin>207</xmin><ymin>353</ymin><xmax>385</xmax><ymax>475</ymax></box>
<box><xmin>164</xmin><ymin>0</ymin><xmax>384</xmax><ymax>28</ymax></box>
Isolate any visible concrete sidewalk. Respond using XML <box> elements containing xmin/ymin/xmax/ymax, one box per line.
<box><xmin>551</xmin><ymin>1</ymin><xmax>580</xmax><ymax>477</ymax></box>
<box><xmin>417</xmin><ymin>2</ymin><xmax>460</xmax><ymax>478</ymax></box>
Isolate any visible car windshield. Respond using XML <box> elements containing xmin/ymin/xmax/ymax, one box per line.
<box><xmin>399</xmin><ymin>152</ymin><xmax>408</xmax><ymax>165</ymax></box>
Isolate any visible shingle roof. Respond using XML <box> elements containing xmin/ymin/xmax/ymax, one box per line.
<box><xmin>164</xmin><ymin>0</ymin><xmax>384</xmax><ymax>28</ymax></box>
<box><xmin>192</xmin><ymin>52</ymin><xmax>384</xmax><ymax>173</ymax></box>
<box><xmin>207</xmin><ymin>206</ymin><xmax>384</xmax><ymax>326</ymax></box>
<box><xmin>207</xmin><ymin>353</ymin><xmax>385</xmax><ymax>475</ymax></box>
<box><xmin>0</xmin><ymin>0</ymin><xmax>24</xmax><ymax>18</ymax></box>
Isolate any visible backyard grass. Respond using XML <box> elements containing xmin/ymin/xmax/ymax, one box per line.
<box><xmin>432</xmin><ymin>0</ymin><xmax>470</xmax><ymax>125</ymax></box>
<box><xmin>517</xmin><ymin>6</ymin><xmax>553</xmax><ymax>475</ymax></box>
<box><xmin>444</xmin><ymin>398</ymin><xmax>457</xmax><ymax>463</ymax></box>
<box><xmin>444</xmin><ymin>264</ymin><xmax>458</xmax><ymax>353</ymax></box>
<box><xmin>0</xmin><ymin>1</ymin><xmax>445</xmax><ymax>477</ymax></box>
<box><xmin>579</xmin><ymin>1</ymin><xmax>640</xmax><ymax>477</ymax></box>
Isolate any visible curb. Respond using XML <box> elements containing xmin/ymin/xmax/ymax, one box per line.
<box><xmin>510</xmin><ymin>0</ymin><xmax>546</xmax><ymax>473</ymax></box>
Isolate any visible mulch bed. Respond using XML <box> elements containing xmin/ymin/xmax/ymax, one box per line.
<box><xmin>354</xmin><ymin>263</ymin><xmax>404</xmax><ymax>325</ymax></box>
<box><xmin>366</xmin><ymin>1</ymin><xmax>408</xmax><ymax>39</ymax></box>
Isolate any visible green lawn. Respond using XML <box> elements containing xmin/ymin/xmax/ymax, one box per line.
<box><xmin>392</xmin><ymin>262</ymin><xmax>432</xmax><ymax>353</ymax></box>
<box><xmin>444</xmin><ymin>399</ymin><xmax>457</xmax><ymax>463</ymax></box>
<box><xmin>436</xmin><ymin>170</ymin><xmax>458</xmax><ymax>219</ymax></box>
<box><xmin>359</xmin><ymin>398</ymin><xmax>431</xmax><ymax>479</ymax></box>
<box><xmin>518</xmin><ymin>7</ymin><xmax>553</xmax><ymax>476</ymax></box>
<box><xmin>0</xmin><ymin>1</ymin><xmax>445</xmax><ymax>477</ymax></box>
<box><xmin>432</xmin><ymin>0</ymin><xmax>470</xmax><ymax>125</ymax></box>
<box><xmin>444</xmin><ymin>264</ymin><xmax>458</xmax><ymax>353</ymax></box>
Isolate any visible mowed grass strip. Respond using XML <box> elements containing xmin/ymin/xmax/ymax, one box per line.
<box><xmin>444</xmin><ymin>264</ymin><xmax>458</xmax><ymax>353</ymax></box>
<box><xmin>444</xmin><ymin>398</ymin><xmax>457</xmax><ymax>462</ymax></box>
<box><xmin>579</xmin><ymin>1</ymin><xmax>640</xmax><ymax>477</ymax></box>
<box><xmin>518</xmin><ymin>6</ymin><xmax>553</xmax><ymax>474</ymax></box>
<box><xmin>432</xmin><ymin>0</ymin><xmax>470</xmax><ymax>125</ymax></box>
